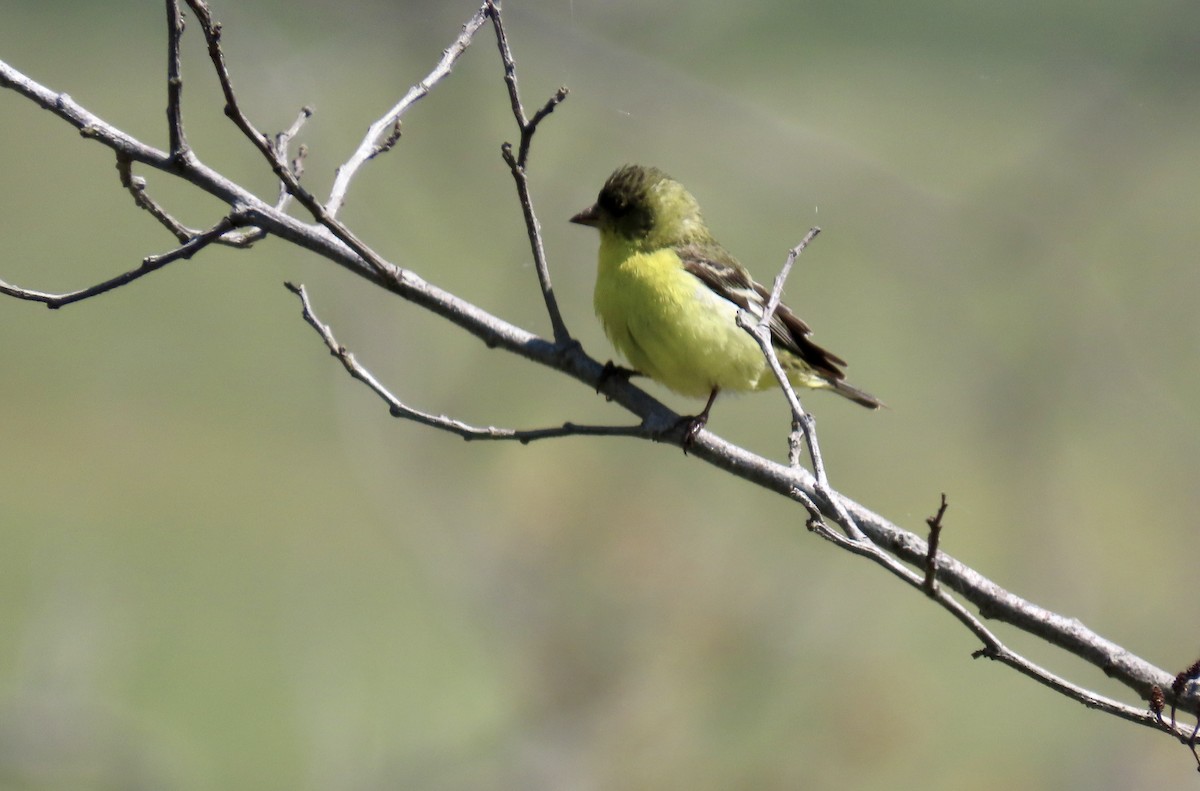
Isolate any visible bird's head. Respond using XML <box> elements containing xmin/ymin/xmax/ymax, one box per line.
<box><xmin>570</xmin><ymin>165</ymin><xmax>712</xmax><ymax>250</ymax></box>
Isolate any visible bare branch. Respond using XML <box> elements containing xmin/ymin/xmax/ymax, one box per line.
<box><xmin>117</xmin><ymin>152</ymin><xmax>194</xmax><ymax>244</ymax></box>
<box><xmin>737</xmin><ymin>230</ymin><xmax>823</xmax><ymax>472</ymax></box>
<box><xmin>762</xmin><ymin>231</ymin><xmax>820</xmax><ymax>324</ymax></box>
<box><xmin>0</xmin><ymin>215</ymin><xmax>238</xmax><ymax>308</ymax></box>
<box><xmin>500</xmin><ymin>140</ymin><xmax>571</xmax><ymax>344</ymax></box>
<box><xmin>0</xmin><ymin>58</ymin><xmax>173</xmax><ymax>166</ymax></box>
<box><xmin>489</xmin><ymin>1</ymin><xmax>568</xmax><ymax>168</ymax></box>
<box><xmin>923</xmin><ymin>493</ymin><xmax>948</xmax><ymax>593</ymax></box>
<box><xmin>270</xmin><ymin>107</ymin><xmax>311</xmax><ymax>211</ymax></box>
<box><xmin>806</xmin><ymin>502</ymin><xmax>1189</xmax><ymax>738</ymax></box>
<box><xmin>275</xmin><ymin>106</ymin><xmax>311</xmax><ymax>156</ymax></box>
<box><xmin>489</xmin><ymin>0</ymin><xmax>571</xmax><ymax>343</ymax></box>
<box><xmin>165</xmin><ymin>0</ymin><xmax>188</xmax><ymax>158</ymax></box>
<box><xmin>525</xmin><ymin>88</ymin><xmax>570</xmax><ymax>152</ymax></box>
<box><xmin>735</xmin><ymin>228</ymin><xmax>866</xmax><ymax>542</ymax></box>
<box><xmin>326</xmin><ymin>3</ymin><xmax>491</xmax><ymax>217</ymax></box>
<box><xmin>3</xmin><ymin>1</ymin><xmax>1200</xmax><ymax>770</ymax></box>
<box><xmin>285</xmin><ymin>282</ymin><xmax>647</xmax><ymax>443</ymax></box>
<box><xmin>183</xmin><ymin>0</ymin><xmax>397</xmax><ymax>285</ymax></box>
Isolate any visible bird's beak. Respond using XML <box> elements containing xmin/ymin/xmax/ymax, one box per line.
<box><xmin>569</xmin><ymin>203</ymin><xmax>600</xmax><ymax>227</ymax></box>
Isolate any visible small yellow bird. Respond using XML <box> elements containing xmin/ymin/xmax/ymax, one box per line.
<box><xmin>571</xmin><ymin>164</ymin><xmax>880</xmax><ymax>443</ymax></box>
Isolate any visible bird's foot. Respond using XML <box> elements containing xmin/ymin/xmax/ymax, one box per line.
<box><xmin>677</xmin><ymin>387</ymin><xmax>720</xmax><ymax>455</ymax></box>
<box><xmin>675</xmin><ymin>412</ymin><xmax>709</xmax><ymax>456</ymax></box>
<box><xmin>596</xmin><ymin>360</ymin><xmax>641</xmax><ymax>395</ymax></box>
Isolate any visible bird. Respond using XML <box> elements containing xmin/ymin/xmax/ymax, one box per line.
<box><xmin>570</xmin><ymin>164</ymin><xmax>880</xmax><ymax>447</ymax></box>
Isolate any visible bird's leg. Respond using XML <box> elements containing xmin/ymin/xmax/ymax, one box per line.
<box><xmin>596</xmin><ymin>360</ymin><xmax>641</xmax><ymax>394</ymax></box>
<box><xmin>678</xmin><ymin>387</ymin><xmax>719</xmax><ymax>455</ymax></box>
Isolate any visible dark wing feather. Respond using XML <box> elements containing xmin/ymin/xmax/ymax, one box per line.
<box><xmin>677</xmin><ymin>242</ymin><xmax>849</xmax><ymax>383</ymax></box>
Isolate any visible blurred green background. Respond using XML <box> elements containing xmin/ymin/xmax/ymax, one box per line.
<box><xmin>2</xmin><ymin>0</ymin><xmax>1199</xmax><ymax>788</ymax></box>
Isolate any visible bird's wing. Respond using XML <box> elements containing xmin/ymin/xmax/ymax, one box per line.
<box><xmin>677</xmin><ymin>242</ymin><xmax>850</xmax><ymax>382</ymax></box>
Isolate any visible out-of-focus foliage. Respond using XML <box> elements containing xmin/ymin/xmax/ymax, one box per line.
<box><xmin>1</xmin><ymin>1</ymin><xmax>1198</xmax><ymax>788</ymax></box>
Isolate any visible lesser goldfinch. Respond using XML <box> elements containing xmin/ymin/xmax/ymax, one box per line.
<box><xmin>571</xmin><ymin>165</ymin><xmax>880</xmax><ymax>442</ymax></box>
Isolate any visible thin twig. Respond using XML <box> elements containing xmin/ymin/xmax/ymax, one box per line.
<box><xmin>272</xmin><ymin>107</ymin><xmax>311</xmax><ymax>210</ymax></box>
<box><xmin>119</xmin><ymin>151</ymin><xmax>261</xmax><ymax>250</ymax></box>
<box><xmin>736</xmin><ymin>227</ymin><xmax>865</xmax><ymax>542</ymax></box>
<box><xmin>762</xmin><ymin>230</ymin><xmax>821</xmax><ymax>326</ymax></box>
<box><xmin>757</xmin><ymin>229</ymin><xmax>824</xmax><ymax>474</ymax></box>
<box><xmin>501</xmin><ymin>140</ymin><xmax>571</xmax><ymax>344</ymax></box>
<box><xmin>285</xmin><ymin>282</ymin><xmax>647</xmax><ymax>443</ymax></box>
<box><xmin>275</xmin><ymin>106</ymin><xmax>311</xmax><ymax>156</ymax></box>
<box><xmin>117</xmin><ymin>152</ymin><xmax>193</xmax><ymax>243</ymax></box>
<box><xmin>228</xmin><ymin>150</ymin><xmax>305</xmax><ymax>252</ymax></box>
<box><xmin>805</xmin><ymin>505</ymin><xmax>1192</xmax><ymax>738</ymax></box>
<box><xmin>184</xmin><ymin>0</ymin><xmax>395</xmax><ymax>283</ymax></box>
<box><xmin>736</xmin><ymin>230</ymin><xmax>821</xmax><ymax>462</ymax></box>
<box><xmin>491</xmin><ymin>0</ymin><xmax>568</xmax><ymax>170</ymax></box>
<box><xmin>0</xmin><ymin>216</ymin><xmax>238</xmax><ymax>308</ymax></box>
<box><xmin>523</xmin><ymin>89</ymin><xmax>569</xmax><ymax>159</ymax></box>
<box><xmin>215</xmin><ymin>110</ymin><xmax>313</xmax><ymax>249</ymax></box>
<box><xmin>165</xmin><ymin>0</ymin><xmax>188</xmax><ymax>159</ymax></box>
<box><xmin>325</xmin><ymin>3</ymin><xmax>490</xmax><ymax>217</ymax></box>
<box><xmin>923</xmin><ymin>492</ymin><xmax>948</xmax><ymax>593</ymax></box>
<box><xmin>490</xmin><ymin>0</ymin><xmax>571</xmax><ymax>344</ymax></box>
<box><xmin>119</xmin><ymin>150</ymin><xmax>263</xmax><ymax>249</ymax></box>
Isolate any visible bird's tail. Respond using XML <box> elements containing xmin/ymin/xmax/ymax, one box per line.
<box><xmin>829</xmin><ymin>378</ymin><xmax>884</xmax><ymax>410</ymax></box>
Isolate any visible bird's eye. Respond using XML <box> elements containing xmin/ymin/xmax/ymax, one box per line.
<box><xmin>599</xmin><ymin>191</ymin><xmax>628</xmax><ymax>217</ymax></box>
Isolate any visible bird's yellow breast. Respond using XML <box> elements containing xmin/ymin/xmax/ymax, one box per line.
<box><xmin>592</xmin><ymin>238</ymin><xmax>772</xmax><ymax>399</ymax></box>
